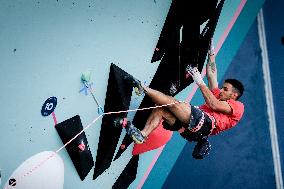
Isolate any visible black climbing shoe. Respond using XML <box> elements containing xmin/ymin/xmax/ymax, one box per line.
<box><xmin>192</xmin><ymin>138</ymin><xmax>211</xmax><ymax>159</ymax></box>
<box><xmin>126</xmin><ymin>124</ymin><xmax>145</xmax><ymax>144</ymax></box>
<box><xmin>132</xmin><ymin>79</ymin><xmax>144</xmax><ymax>96</ymax></box>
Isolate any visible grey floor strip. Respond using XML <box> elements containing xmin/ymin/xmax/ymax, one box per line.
<box><xmin>257</xmin><ymin>9</ymin><xmax>283</xmax><ymax>189</ymax></box>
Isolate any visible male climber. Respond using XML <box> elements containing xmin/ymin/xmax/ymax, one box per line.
<box><xmin>127</xmin><ymin>40</ymin><xmax>245</xmax><ymax>159</ymax></box>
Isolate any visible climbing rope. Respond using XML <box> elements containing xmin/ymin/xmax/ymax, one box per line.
<box><xmin>5</xmin><ymin>100</ymin><xmax>186</xmax><ymax>188</ymax></box>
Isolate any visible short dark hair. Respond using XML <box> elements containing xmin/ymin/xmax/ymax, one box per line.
<box><xmin>224</xmin><ymin>79</ymin><xmax>244</xmax><ymax>100</ymax></box>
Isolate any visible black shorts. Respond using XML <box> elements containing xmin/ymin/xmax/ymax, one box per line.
<box><xmin>179</xmin><ymin>105</ymin><xmax>214</xmax><ymax>142</ymax></box>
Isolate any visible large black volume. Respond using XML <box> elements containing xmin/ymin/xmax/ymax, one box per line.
<box><xmin>55</xmin><ymin>115</ymin><xmax>94</xmax><ymax>181</ymax></box>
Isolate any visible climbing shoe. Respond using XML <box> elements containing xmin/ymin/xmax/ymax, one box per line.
<box><xmin>192</xmin><ymin>138</ymin><xmax>211</xmax><ymax>159</ymax></box>
<box><xmin>126</xmin><ymin>124</ymin><xmax>145</xmax><ymax>144</ymax></box>
<box><xmin>132</xmin><ymin>79</ymin><xmax>144</xmax><ymax>96</ymax></box>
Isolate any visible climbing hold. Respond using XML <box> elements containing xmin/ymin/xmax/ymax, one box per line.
<box><xmin>78</xmin><ymin>143</ymin><xmax>86</xmax><ymax>151</ymax></box>
<box><xmin>81</xmin><ymin>70</ymin><xmax>92</xmax><ymax>83</ymax></box>
<box><xmin>122</xmin><ymin>118</ymin><xmax>128</xmax><ymax>128</ymax></box>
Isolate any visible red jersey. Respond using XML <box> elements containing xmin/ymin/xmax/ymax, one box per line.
<box><xmin>199</xmin><ymin>88</ymin><xmax>244</xmax><ymax>135</ymax></box>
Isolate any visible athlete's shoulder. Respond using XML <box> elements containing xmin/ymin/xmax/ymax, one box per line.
<box><xmin>227</xmin><ymin>99</ymin><xmax>244</xmax><ymax>117</ymax></box>
<box><xmin>227</xmin><ymin>99</ymin><xmax>244</xmax><ymax>108</ymax></box>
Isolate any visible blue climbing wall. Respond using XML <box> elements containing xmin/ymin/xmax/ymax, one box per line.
<box><xmin>1</xmin><ymin>0</ymin><xmax>279</xmax><ymax>188</ymax></box>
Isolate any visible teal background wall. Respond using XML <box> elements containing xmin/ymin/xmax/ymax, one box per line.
<box><xmin>1</xmin><ymin>0</ymin><xmax>278</xmax><ymax>188</ymax></box>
